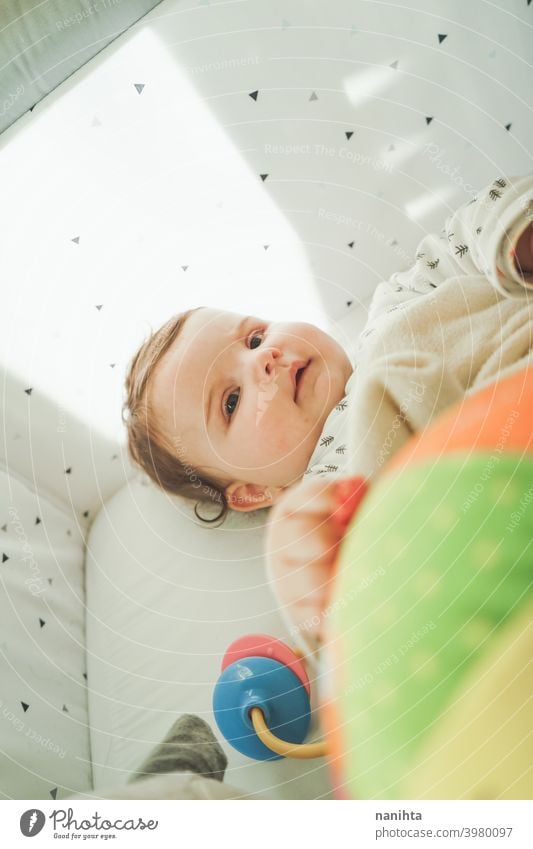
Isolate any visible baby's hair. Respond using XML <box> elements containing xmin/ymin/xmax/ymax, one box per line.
<box><xmin>122</xmin><ymin>307</ymin><xmax>229</xmax><ymax>524</ymax></box>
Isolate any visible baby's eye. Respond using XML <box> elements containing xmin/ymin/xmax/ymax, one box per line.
<box><xmin>223</xmin><ymin>329</ymin><xmax>264</xmax><ymax>420</ymax></box>
<box><xmin>248</xmin><ymin>330</ymin><xmax>264</xmax><ymax>349</ymax></box>
<box><xmin>224</xmin><ymin>390</ymin><xmax>240</xmax><ymax>419</ymax></box>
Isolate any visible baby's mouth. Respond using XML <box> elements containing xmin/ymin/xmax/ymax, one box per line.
<box><xmin>294</xmin><ymin>360</ymin><xmax>311</xmax><ymax>402</ymax></box>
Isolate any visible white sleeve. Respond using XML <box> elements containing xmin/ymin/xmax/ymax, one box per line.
<box><xmin>362</xmin><ymin>174</ymin><xmax>533</xmax><ymax>337</ymax></box>
<box><xmin>443</xmin><ymin>174</ymin><xmax>533</xmax><ymax>298</ymax></box>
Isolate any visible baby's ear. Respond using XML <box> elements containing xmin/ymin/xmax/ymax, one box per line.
<box><xmin>225</xmin><ymin>482</ymin><xmax>285</xmax><ymax>512</ymax></box>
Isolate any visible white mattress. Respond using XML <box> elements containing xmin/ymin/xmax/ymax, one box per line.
<box><xmin>86</xmin><ymin>478</ymin><xmax>334</xmax><ymax>799</ymax></box>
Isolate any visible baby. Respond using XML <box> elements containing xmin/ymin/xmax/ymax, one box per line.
<box><xmin>123</xmin><ymin>174</ymin><xmax>533</xmax><ymax>648</ymax></box>
<box><xmin>123</xmin><ymin>305</ymin><xmax>354</xmax><ymax>515</ymax></box>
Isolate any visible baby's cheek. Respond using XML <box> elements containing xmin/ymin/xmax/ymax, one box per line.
<box><xmin>257</xmin><ymin>410</ymin><xmax>290</xmax><ymax>451</ymax></box>
<box><xmin>275</xmin><ymin>428</ymin><xmax>297</xmax><ymax>457</ymax></box>
<box><xmin>259</xmin><ymin>408</ymin><xmax>317</xmax><ymax>471</ymax></box>
<box><xmin>272</xmin><ymin>422</ymin><xmax>310</xmax><ymax>463</ymax></box>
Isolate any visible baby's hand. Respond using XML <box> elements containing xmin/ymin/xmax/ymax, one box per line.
<box><xmin>265</xmin><ymin>475</ymin><xmax>368</xmax><ymax>652</ymax></box>
<box><xmin>514</xmin><ymin>222</ymin><xmax>533</xmax><ymax>275</ymax></box>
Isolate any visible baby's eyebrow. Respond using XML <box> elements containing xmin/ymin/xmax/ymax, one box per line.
<box><xmin>204</xmin><ymin>316</ymin><xmax>252</xmax><ymax>429</ymax></box>
<box><xmin>233</xmin><ymin>315</ymin><xmax>252</xmax><ymax>339</ymax></box>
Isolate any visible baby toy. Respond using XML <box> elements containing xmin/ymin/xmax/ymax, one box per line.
<box><xmin>324</xmin><ymin>365</ymin><xmax>533</xmax><ymax>799</ymax></box>
<box><xmin>213</xmin><ymin>633</ymin><xmax>326</xmax><ymax>760</ymax></box>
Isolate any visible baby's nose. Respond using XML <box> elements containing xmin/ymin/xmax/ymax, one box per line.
<box><xmin>256</xmin><ymin>346</ymin><xmax>282</xmax><ymax>378</ymax></box>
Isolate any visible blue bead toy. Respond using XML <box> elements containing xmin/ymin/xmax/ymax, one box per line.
<box><xmin>213</xmin><ymin>656</ymin><xmax>311</xmax><ymax>760</ymax></box>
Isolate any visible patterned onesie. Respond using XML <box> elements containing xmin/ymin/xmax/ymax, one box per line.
<box><xmin>304</xmin><ymin>174</ymin><xmax>533</xmax><ymax>481</ymax></box>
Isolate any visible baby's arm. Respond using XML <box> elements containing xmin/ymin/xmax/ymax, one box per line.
<box><xmin>265</xmin><ymin>476</ymin><xmax>367</xmax><ymax>654</ymax></box>
<box><xmin>513</xmin><ymin>218</ymin><xmax>533</xmax><ymax>275</ymax></box>
<box><xmin>441</xmin><ymin>174</ymin><xmax>533</xmax><ymax>297</ymax></box>
<box><xmin>361</xmin><ymin>175</ymin><xmax>533</xmax><ymax>341</ymax></box>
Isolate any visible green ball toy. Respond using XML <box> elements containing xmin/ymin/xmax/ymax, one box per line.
<box><xmin>324</xmin><ymin>369</ymin><xmax>533</xmax><ymax>799</ymax></box>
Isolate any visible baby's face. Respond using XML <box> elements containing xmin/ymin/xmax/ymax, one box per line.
<box><xmin>151</xmin><ymin>307</ymin><xmax>353</xmax><ymax>497</ymax></box>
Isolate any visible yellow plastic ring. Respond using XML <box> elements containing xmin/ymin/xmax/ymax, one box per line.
<box><xmin>250</xmin><ymin>707</ymin><xmax>327</xmax><ymax>759</ymax></box>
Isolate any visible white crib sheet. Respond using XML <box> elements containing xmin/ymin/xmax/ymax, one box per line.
<box><xmin>85</xmin><ymin>478</ymin><xmax>334</xmax><ymax>799</ymax></box>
